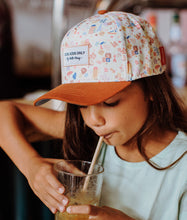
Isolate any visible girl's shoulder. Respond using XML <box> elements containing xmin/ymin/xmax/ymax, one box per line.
<box><xmin>174</xmin><ymin>131</ymin><xmax>187</xmax><ymax>150</ymax></box>
<box><xmin>177</xmin><ymin>130</ymin><xmax>187</xmax><ymax>139</ymax></box>
<box><xmin>152</xmin><ymin>131</ymin><xmax>187</xmax><ymax>167</ymax></box>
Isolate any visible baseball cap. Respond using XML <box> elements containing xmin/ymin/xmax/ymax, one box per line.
<box><xmin>34</xmin><ymin>11</ymin><xmax>166</xmax><ymax>106</ymax></box>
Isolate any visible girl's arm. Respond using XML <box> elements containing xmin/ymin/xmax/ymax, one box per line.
<box><xmin>0</xmin><ymin>100</ymin><xmax>68</xmax><ymax>213</ymax></box>
<box><xmin>0</xmin><ymin>100</ymin><xmax>65</xmax><ymax>173</ymax></box>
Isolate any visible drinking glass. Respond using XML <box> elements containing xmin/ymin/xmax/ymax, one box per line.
<box><xmin>54</xmin><ymin>160</ymin><xmax>104</xmax><ymax>220</ymax></box>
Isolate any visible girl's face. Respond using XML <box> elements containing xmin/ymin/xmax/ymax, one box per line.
<box><xmin>79</xmin><ymin>82</ymin><xmax>150</xmax><ymax>147</ymax></box>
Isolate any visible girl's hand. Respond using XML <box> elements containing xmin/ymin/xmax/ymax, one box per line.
<box><xmin>66</xmin><ymin>205</ymin><xmax>135</xmax><ymax>220</ymax></box>
<box><xmin>25</xmin><ymin>157</ymin><xmax>69</xmax><ymax>214</ymax></box>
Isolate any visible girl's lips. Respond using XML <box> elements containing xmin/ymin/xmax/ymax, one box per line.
<box><xmin>103</xmin><ymin>132</ymin><xmax>113</xmax><ymax>139</ymax></box>
<box><xmin>96</xmin><ymin>131</ymin><xmax>115</xmax><ymax>139</ymax></box>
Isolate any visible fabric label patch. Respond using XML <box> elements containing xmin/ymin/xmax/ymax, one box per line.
<box><xmin>63</xmin><ymin>45</ymin><xmax>89</xmax><ymax>66</ymax></box>
<box><xmin>159</xmin><ymin>46</ymin><xmax>166</xmax><ymax>65</ymax></box>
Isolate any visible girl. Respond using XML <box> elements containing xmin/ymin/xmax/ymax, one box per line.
<box><xmin>0</xmin><ymin>11</ymin><xmax>187</xmax><ymax>219</ymax></box>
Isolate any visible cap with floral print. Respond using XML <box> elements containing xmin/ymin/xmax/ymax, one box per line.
<box><xmin>35</xmin><ymin>11</ymin><xmax>166</xmax><ymax>106</ymax></box>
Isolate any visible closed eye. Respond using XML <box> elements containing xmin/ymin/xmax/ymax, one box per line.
<box><xmin>103</xmin><ymin>100</ymin><xmax>119</xmax><ymax>107</ymax></box>
<box><xmin>78</xmin><ymin>100</ymin><xmax>119</xmax><ymax>108</ymax></box>
<box><xmin>78</xmin><ymin>105</ymin><xmax>88</xmax><ymax>109</ymax></box>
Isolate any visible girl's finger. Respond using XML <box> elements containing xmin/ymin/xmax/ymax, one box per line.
<box><xmin>67</xmin><ymin>205</ymin><xmax>98</xmax><ymax>216</ymax></box>
<box><xmin>45</xmin><ymin>171</ymin><xmax>65</xmax><ymax>194</ymax></box>
<box><xmin>37</xmin><ymin>189</ymin><xmax>67</xmax><ymax>213</ymax></box>
<box><xmin>38</xmin><ymin>179</ymin><xmax>69</xmax><ymax>206</ymax></box>
<box><xmin>54</xmin><ymin>160</ymin><xmax>85</xmax><ymax>175</ymax></box>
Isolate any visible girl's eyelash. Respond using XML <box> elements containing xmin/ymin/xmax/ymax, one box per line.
<box><xmin>104</xmin><ymin>100</ymin><xmax>119</xmax><ymax>107</ymax></box>
<box><xmin>79</xmin><ymin>105</ymin><xmax>87</xmax><ymax>109</ymax></box>
<box><xmin>78</xmin><ymin>101</ymin><xmax>119</xmax><ymax>108</ymax></box>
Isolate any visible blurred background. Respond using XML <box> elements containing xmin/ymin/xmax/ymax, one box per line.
<box><xmin>0</xmin><ymin>0</ymin><xmax>187</xmax><ymax>219</ymax></box>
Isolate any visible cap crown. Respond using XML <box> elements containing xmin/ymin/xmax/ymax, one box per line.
<box><xmin>61</xmin><ymin>11</ymin><xmax>166</xmax><ymax>84</ymax></box>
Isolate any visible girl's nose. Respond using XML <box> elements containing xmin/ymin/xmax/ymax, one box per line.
<box><xmin>88</xmin><ymin>106</ymin><xmax>105</xmax><ymax>127</ymax></box>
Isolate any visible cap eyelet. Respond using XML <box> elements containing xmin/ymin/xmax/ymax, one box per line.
<box><xmin>97</xmin><ymin>10</ymin><xmax>108</xmax><ymax>15</ymax></box>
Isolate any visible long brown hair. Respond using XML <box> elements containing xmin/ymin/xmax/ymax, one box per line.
<box><xmin>137</xmin><ymin>72</ymin><xmax>187</xmax><ymax>169</ymax></box>
<box><xmin>63</xmin><ymin>104</ymin><xmax>98</xmax><ymax>161</ymax></box>
<box><xmin>63</xmin><ymin>72</ymin><xmax>187</xmax><ymax>168</ymax></box>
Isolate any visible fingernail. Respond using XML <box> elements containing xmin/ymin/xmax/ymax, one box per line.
<box><xmin>59</xmin><ymin>205</ymin><xmax>65</xmax><ymax>212</ymax></box>
<box><xmin>58</xmin><ymin>187</ymin><xmax>64</xmax><ymax>194</ymax></box>
<box><xmin>51</xmin><ymin>207</ymin><xmax>56</xmax><ymax>214</ymax></box>
<box><xmin>62</xmin><ymin>198</ymin><xmax>68</xmax><ymax>206</ymax></box>
<box><xmin>66</xmin><ymin>206</ymin><xmax>71</xmax><ymax>213</ymax></box>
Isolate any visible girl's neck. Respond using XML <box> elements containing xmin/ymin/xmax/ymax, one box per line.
<box><xmin>115</xmin><ymin>129</ymin><xmax>177</xmax><ymax>162</ymax></box>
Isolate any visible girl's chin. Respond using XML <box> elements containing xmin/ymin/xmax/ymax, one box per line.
<box><xmin>103</xmin><ymin>136</ymin><xmax>112</xmax><ymax>145</ymax></box>
<box><xmin>103</xmin><ymin>138</ymin><xmax>120</xmax><ymax>146</ymax></box>
<box><xmin>103</xmin><ymin>136</ymin><xmax>127</xmax><ymax>147</ymax></box>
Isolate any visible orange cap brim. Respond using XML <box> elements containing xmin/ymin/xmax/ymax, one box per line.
<box><xmin>34</xmin><ymin>81</ymin><xmax>131</xmax><ymax>106</ymax></box>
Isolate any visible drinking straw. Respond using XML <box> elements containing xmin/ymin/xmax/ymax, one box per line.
<box><xmin>82</xmin><ymin>136</ymin><xmax>104</xmax><ymax>191</ymax></box>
